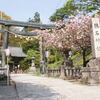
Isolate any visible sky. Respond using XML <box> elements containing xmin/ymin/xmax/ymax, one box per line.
<box><xmin>0</xmin><ymin>0</ymin><xmax>66</xmax><ymax>24</ymax></box>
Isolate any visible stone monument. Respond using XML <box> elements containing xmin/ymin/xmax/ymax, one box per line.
<box><xmin>82</xmin><ymin>18</ymin><xmax>100</xmax><ymax>84</ymax></box>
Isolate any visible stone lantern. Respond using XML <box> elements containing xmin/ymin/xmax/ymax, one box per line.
<box><xmin>29</xmin><ymin>56</ymin><xmax>36</xmax><ymax>74</ymax></box>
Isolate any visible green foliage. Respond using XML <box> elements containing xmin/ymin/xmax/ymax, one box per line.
<box><xmin>71</xmin><ymin>52</ymin><xmax>81</xmax><ymax>60</ymax></box>
<box><xmin>27</xmin><ymin>49</ymin><xmax>40</xmax><ymax>68</ymax></box>
<box><xmin>49</xmin><ymin>55</ymin><xmax>55</xmax><ymax>63</ymax></box>
<box><xmin>20</xmin><ymin>39</ymin><xmax>40</xmax><ymax>71</ymax></box>
<box><xmin>28</xmin><ymin>12</ymin><xmax>41</xmax><ymax>23</ymax></box>
<box><xmin>71</xmin><ymin>52</ymin><xmax>93</xmax><ymax>67</ymax></box>
<box><xmin>48</xmin><ymin>60</ymin><xmax>62</xmax><ymax>68</ymax></box>
<box><xmin>22</xmin><ymin>39</ymin><xmax>39</xmax><ymax>53</ymax></box>
<box><xmin>79</xmin><ymin>0</ymin><xmax>100</xmax><ymax>13</ymax></box>
<box><xmin>33</xmin><ymin>12</ymin><xmax>41</xmax><ymax>23</ymax></box>
<box><xmin>50</xmin><ymin>0</ymin><xmax>78</xmax><ymax>21</ymax></box>
<box><xmin>9</xmin><ymin>34</ymin><xmax>27</xmax><ymax>47</ymax></box>
<box><xmin>26</xmin><ymin>12</ymin><xmax>41</xmax><ymax>32</ymax></box>
<box><xmin>20</xmin><ymin>56</ymin><xmax>31</xmax><ymax>71</ymax></box>
<box><xmin>50</xmin><ymin>0</ymin><xmax>100</xmax><ymax>22</ymax></box>
<box><xmin>47</xmin><ymin>48</ymin><xmax>63</xmax><ymax>68</ymax></box>
<box><xmin>74</xmin><ymin>59</ymin><xmax>83</xmax><ymax>67</ymax></box>
<box><xmin>71</xmin><ymin>52</ymin><xmax>82</xmax><ymax>67</ymax></box>
<box><xmin>35</xmin><ymin>68</ymin><xmax>41</xmax><ymax>76</ymax></box>
<box><xmin>74</xmin><ymin>54</ymin><xmax>93</xmax><ymax>67</ymax></box>
<box><xmin>20</xmin><ymin>49</ymin><xmax>40</xmax><ymax>71</ymax></box>
<box><xmin>86</xmin><ymin>53</ymin><xmax>93</xmax><ymax>62</ymax></box>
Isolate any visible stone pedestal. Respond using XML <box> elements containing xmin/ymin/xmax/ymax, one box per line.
<box><xmin>60</xmin><ymin>65</ymin><xmax>66</xmax><ymax>79</ymax></box>
<box><xmin>82</xmin><ymin>58</ymin><xmax>100</xmax><ymax>84</ymax></box>
<box><xmin>29</xmin><ymin>67</ymin><xmax>36</xmax><ymax>74</ymax></box>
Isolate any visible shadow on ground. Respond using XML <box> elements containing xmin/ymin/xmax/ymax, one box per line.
<box><xmin>16</xmin><ymin>82</ymin><xmax>62</xmax><ymax>100</ymax></box>
<box><xmin>0</xmin><ymin>86</ymin><xmax>18</xmax><ymax>100</ymax></box>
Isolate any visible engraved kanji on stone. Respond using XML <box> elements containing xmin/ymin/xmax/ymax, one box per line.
<box><xmin>95</xmin><ymin>31</ymin><xmax>99</xmax><ymax>35</ymax></box>
<box><xmin>94</xmin><ymin>23</ymin><xmax>99</xmax><ymax>28</ymax></box>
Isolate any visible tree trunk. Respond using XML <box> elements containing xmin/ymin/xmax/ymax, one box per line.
<box><xmin>63</xmin><ymin>50</ymin><xmax>69</xmax><ymax>66</ymax></box>
<box><xmin>82</xmin><ymin>49</ymin><xmax>86</xmax><ymax>67</ymax></box>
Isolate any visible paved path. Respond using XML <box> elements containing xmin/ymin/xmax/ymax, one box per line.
<box><xmin>11</xmin><ymin>74</ymin><xmax>100</xmax><ymax>100</ymax></box>
<box><xmin>0</xmin><ymin>86</ymin><xmax>18</xmax><ymax>100</ymax></box>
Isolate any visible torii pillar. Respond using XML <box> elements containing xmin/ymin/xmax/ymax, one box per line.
<box><xmin>2</xmin><ymin>26</ymin><xmax>9</xmax><ymax>67</ymax></box>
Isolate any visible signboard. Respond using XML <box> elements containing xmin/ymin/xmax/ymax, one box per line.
<box><xmin>91</xmin><ymin>18</ymin><xmax>100</xmax><ymax>58</ymax></box>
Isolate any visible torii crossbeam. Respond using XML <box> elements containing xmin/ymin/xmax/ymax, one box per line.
<box><xmin>0</xmin><ymin>20</ymin><xmax>55</xmax><ymax>29</ymax></box>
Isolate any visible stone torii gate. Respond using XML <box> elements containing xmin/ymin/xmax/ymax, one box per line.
<box><xmin>0</xmin><ymin>20</ymin><xmax>55</xmax><ymax>71</ymax></box>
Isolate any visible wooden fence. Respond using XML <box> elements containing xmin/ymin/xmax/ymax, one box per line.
<box><xmin>47</xmin><ymin>67</ymin><xmax>82</xmax><ymax>79</ymax></box>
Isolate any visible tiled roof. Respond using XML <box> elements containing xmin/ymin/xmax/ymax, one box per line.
<box><xmin>8</xmin><ymin>47</ymin><xmax>27</xmax><ymax>57</ymax></box>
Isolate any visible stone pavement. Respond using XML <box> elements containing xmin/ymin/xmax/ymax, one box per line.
<box><xmin>11</xmin><ymin>74</ymin><xmax>100</xmax><ymax>100</ymax></box>
<box><xmin>0</xmin><ymin>86</ymin><xmax>18</xmax><ymax>100</ymax></box>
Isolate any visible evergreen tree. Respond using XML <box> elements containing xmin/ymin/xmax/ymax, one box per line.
<box><xmin>50</xmin><ymin>0</ymin><xmax>100</xmax><ymax>22</ymax></box>
<box><xmin>50</xmin><ymin>0</ymin><xmax>78</xmax><ymax>22</ymax></box>
<box><xmin>26</xmin><ymin>12</ymin><xmax>41</xmax><ymax>32</ymax></box>
<box><xmin>78</xmin><ymin>0</ymin><xmax>100</xmax><ymax>13</ymax></box>
<box><xmin>33</xmin><ymin>12</ymin><xmax>41</xmax><ymax>23</ymax></box>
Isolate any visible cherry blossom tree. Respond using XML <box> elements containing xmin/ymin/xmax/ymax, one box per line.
<box><xmin>72</xmin><ymin>13</ymin><xmax>100</xmax><ymax>67</ymax></box>
<box><xmin>32</xmin><ymin>13</ymin><xmax>100</xmax><ymax>68</ymax></box>
<box><xmin>43</xmin><ymin>15</ymin><xmax>91</xmax><ymax>67</ymax></box>
<box><xmin>70</xmin><ymin>14</ymin><xmax>92</xmax><ymax>67</ymax></box>
<box><xmin>32</xmin><ymin>23</ymin><xmax>75</xmax><ymax>69</ymax></box>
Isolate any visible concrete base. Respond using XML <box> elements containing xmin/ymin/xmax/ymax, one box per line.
<box><xmin>82</xmin><ymin>58</ymin><xmax>100</xmax><ymax>84</ymax></box>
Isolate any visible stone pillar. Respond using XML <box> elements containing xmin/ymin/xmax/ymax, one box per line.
<box><xmin>82</xmin><ymin>18</ymin><xmax>100</xmax><ymax>84</ymax></box>
<box><xmin>60</xmin><ymin>65</ymin><xmax>66</xmax><ymax>79</ymax></box>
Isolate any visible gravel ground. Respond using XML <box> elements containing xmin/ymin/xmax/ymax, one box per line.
<box><xmin>0</xmin><ymin>86</ymin><xmax>18</xmax><ymax>100</ymax></box>
<box><xmin>11</xmin><ymin>74</ymin><xmax>100</xmax><ymax>100</ymax></box>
